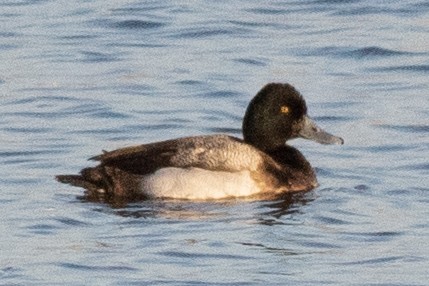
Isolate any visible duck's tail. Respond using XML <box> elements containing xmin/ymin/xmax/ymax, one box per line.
<box><xmin>56</xmin><ymin>166</ymin><xmax>145</xmax><ymax>201</ymax></box>
<box><xmin>56</xmin><ymin>166</ymin><xmax>102</xmax><ymax>190</ymax></box>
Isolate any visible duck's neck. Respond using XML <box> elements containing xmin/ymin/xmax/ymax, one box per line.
<box><xmin>242</xmin><ymin>113</ymin><xmax>288</xmax><ymax>153</ymax></box>
<box><xmin>242</xmin><ymin>131</ymin><xmax>283</xmax><ymax>152</ymax></box>
<box><xmin>266</xmin><ymin>145</ymin><xmax>312</xmax><ymax>171</ymax></box>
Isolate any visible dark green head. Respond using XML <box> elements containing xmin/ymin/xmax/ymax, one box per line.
<box><xmin>243</xmin><ymin>83</ymin><xmax>343</xmax><ymax>152</ymax></box>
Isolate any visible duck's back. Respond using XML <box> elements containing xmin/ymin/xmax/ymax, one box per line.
<box><xmin>94</xmin><ymin>134</ymin><xmax>266</xmax><ymax>174</ymax></box>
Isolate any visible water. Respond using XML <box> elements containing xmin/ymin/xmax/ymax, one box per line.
<box><xmin>1</xmin><ymin>0</ymin><xmax>428</xmax><ymax>285</ymax></box>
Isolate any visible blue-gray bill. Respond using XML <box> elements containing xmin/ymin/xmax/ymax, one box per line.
<box><xmin>298</xmin><ymin>116</ymin><xmax>344</xmax><ymax>145</ymax></box>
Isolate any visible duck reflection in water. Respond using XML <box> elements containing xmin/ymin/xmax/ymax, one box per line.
<box><xmin>87</xmin><ymin>191</ymin><xmax>316</xmax><ymax>223</ymax></box>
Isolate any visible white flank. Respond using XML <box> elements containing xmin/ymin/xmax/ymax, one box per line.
<box><xmin>141</xmin><ymin>167</ymin><xmax>262</xmax><ymax>200</ymax></box>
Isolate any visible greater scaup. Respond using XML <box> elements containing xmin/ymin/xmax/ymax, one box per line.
<box><xmin>57</xmin><ymin>83</ymin><xmax>343</xmax><ymax>201</ymax></box>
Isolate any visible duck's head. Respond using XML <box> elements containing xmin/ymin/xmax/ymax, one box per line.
<box><xmin>243</xmin><ymin>83</ymin><xmax>344</xmax><ymax>152</ymax></box>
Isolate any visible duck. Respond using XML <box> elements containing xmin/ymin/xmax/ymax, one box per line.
<box><xmin>56</xmin><ymin>83</ymin><xmax>343</xmax><ymax>201</ymax></box>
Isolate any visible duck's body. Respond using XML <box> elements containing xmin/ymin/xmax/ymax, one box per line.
<box><xmin>57</xmin><ymin>83</ymin><xmax>343</xmax><ymax>201</ymax></box>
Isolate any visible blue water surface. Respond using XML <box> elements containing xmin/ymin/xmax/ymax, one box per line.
<box><xmin>0</xmin><ymin>0</ymin><xmax>428</xmax><ymax>285</ymax></box>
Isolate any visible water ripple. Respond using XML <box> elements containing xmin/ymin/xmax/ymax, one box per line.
<box><xmin>169</xmin><ymin>28</ymin><xmax>235</xmax><ymax>39</ymax></box>
<box><xmin>370</xmin><ymin>64</ymin><xmax>429</xmax><ymax>73</ymax></box>
<box><xmin>342</xmin><ymin>231</ymin><xmax>405</xmax><ymax>242</ymax></box>
<box><xmin>238</xmin><ymin>242</ymin><xmax>299</xmax><ymax>255</ymax></box>
<box><xmin>55</xmin><ymin>217</ymin><xmax>90</xmax><ymax>227</ymax></box>
<box><xmin>1</xmin><ymin>0</ymin><xmax>49</xmax><ymax>7</ymax></box>
<box><xmin>202</xmin><ymin>90</ymin><xmax>241</xmax><ymax>98</ymax></box>
<box><xmin>158</xmin><ymin>250</ymin><xmax>252</xmax><ymax>261</ymax></box>
<box><xmin>345</xmin><ymin>46</ymin><xmax>410</xmax><ymax>58</ymax></box>
<box><xmin>208</xmin><ymin>127</ymin><xmax>241</xmax><ymax>135</ymax></box>
<box><xmin>175</xmin><ymin>79</ymin><xmax>205</xmax><ymax>86</ymax></box>
<box><xmin>79</xmin><ymin>51</ymin><xmax>122</xmax><ymax>63</ymax></box>
<box><xmin>59</xmin><ymin>262</ymin><xmax>138</xmax><ymax>272</ymax></box>
<box><xmin>0</xmin><ymin>31</ymin><xmax>19</xmax><ymax>37</ymax></box>
<box><xmin>300</xmin><ymin>46</ymin><xmax>414</xmax><ymax>58</ymax></box>
<box><xmin>113</xmin><ymin>20</ymin><xmax>166</xmax><ymax>30</ymax></box>
<box><xmin>27</xmin><ymin>223</ymin><xmax>59</xmax><ymax>235</ymax></box>
<box><xmin>0</xmin><ymin>266</ymin><xmax>23</xmax><ymax>280</ymax></box>
<box><xmin>377</xmin><ymin>124</ymin><xmax>429</xmax><ymax>133</ymax></box>
<box><xmin>246</xmin><ymin>8</ymin><xmax>291</xmax><ymax>15</ymax></box>
<box><xmin>233</xmin><ymin>57</ymin><xmax>268</xmax><ymax>66</ymax></box>
<box><xmin>340</xmin><ymin>255</ymin><xmax>405</xmax><ymax>265</ymax></box>
<box><xmin>315</xmin><ymin>215</ymin><xmax>351</xmax><ymax>225</ymax></box>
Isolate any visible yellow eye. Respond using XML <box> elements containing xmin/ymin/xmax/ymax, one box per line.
<box><xmin>280</xmin><ymin>106</ymin><xmax>290</xmax><ymax>114</ymax></box>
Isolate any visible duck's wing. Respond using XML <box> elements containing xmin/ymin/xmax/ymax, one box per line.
<box><xmin>90</xmin><ymin>134</ymin><xmax>270</xmax><ymax>175</ymax></box>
